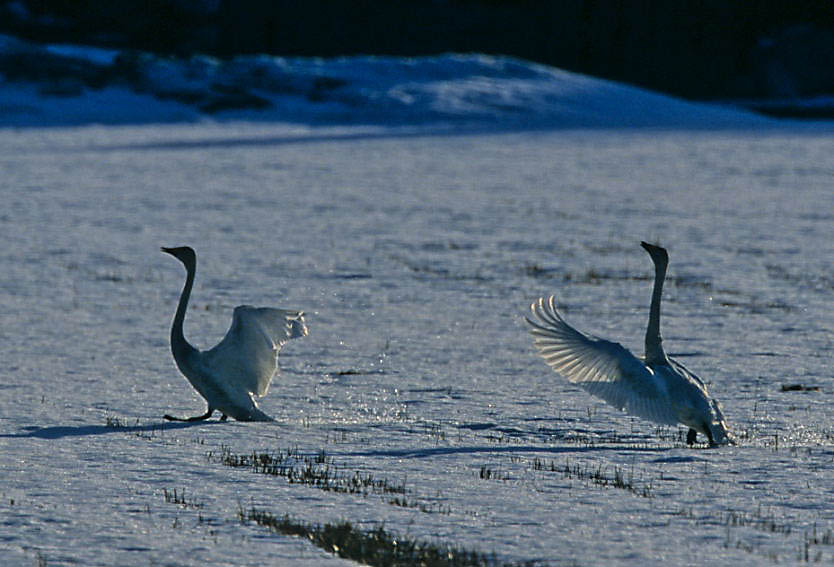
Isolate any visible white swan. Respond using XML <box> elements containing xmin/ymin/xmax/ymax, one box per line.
<box><xmin>161</xmin><ymin>246</ymin><xmax>307</xmax><ymax>422</ymax></box>
<box><xmin>526</xmin><ymin>242</ymin><xmax>732</xmax><ymax>446</ymax></box>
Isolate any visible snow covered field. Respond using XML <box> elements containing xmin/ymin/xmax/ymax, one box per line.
<box><xmin>1</xmin><ymin>53</ymin><xmax>834</xmax><ymax>566</ymax></box>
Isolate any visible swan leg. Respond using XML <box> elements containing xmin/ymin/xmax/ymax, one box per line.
<box><xmin>164</xmin><ymin>408</ymin><xmax>215</xmax><ymax>422</ymax></box>
<box><xmin>686</xmin><ymin>428</ymin><xmax>697</xmax><ymax>445</ymax></box>
<box><xmin>220</xmin><ymin>414</ymin><xmax>228</xmax><ymax>422</ymax></box>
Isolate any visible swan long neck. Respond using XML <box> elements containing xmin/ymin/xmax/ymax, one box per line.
<box><xmin>645</xmin><ymin>254</ymin><xmax>668</xmax><ymax>364</ymax></box>
<box><xmin>171</xmin><ymin>257</ymin><xmax>198</xmax><ymax>363</ymax></box>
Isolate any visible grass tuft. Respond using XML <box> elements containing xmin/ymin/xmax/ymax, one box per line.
<box><xmin>534</xmin><ymin>458</ymin><xmax>653</xmax><ymax>498</ymax></box>
<box><xmin>479</xmin><ymin>465</ymin><xmax>510</xmax><ymax>481</ymax></box>
<box><xmin>215</xmin><ymin>447</ymin><xmax>451</xmax><ymax>514</ymax></box>
<box><xmin>722</xmin><ymin>509</ymin><xmax>790</xmax><ymax>535</ymax></box>
<box><xmin>105</xmin><ymin>416</ymin><xmax>134</xmax><ymax>428</ymax></box>
<box><xmin>240</xmin><ymin>506</ymin><xmax>543</xmax><ymax>567</ymax></box>
<box><xmin>163</xmin><ymin>488</ymin><xmax>203</xmax><ymax>509</ymax></box>
<box><xmin>217</xmin><ymin>446</ymin><xmax>406</xmax><ymax>497</ymax></box>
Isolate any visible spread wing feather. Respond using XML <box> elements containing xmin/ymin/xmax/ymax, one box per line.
<box><xmin>526</xmin><ymin>296</ymin><xmax>679</xmax><ymax>426</ymax></box>
<box><xmin>203</xmin><ymin>306</ymin><xmax>308</xmax><ymax>398</ymax></box>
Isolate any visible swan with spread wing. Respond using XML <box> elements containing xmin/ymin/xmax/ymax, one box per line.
<box><xmin>526</xmin><ymin>242</ymin><xmax>732</xmax><ymax>446</ymax></box>
<box><xmin>161</xmin><ymin>246</ymin><xmax>307</xmax><ymax>422</ymax></box>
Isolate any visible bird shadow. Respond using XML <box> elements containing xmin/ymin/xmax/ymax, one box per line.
<box><xmin>0</xmin><ymin>420</ymin><xmax>221</xmax><ymax>440</ymax></box>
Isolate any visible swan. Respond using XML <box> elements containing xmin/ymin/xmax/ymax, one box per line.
<box><xmin>161</xmin><ymin>246</ymin><xmax>308</xmax><ymax>422</ymax></box>
<box><xmin>525</xmin><ymin>242</ymin><xmax>732</xmax><ymax>446</ymax></box>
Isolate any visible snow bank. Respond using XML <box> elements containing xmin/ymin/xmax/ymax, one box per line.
<box><xmin>0</xmin><ymin>34</ymin><xmax>770</xmax><ymax>128</ymax></box>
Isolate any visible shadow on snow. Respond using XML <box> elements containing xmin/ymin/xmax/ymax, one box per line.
<box><xmin>340</xmin><ymin>443</ymin><xmax>667</xmax><ymax>459</ymax></box>
<box><xmin>0</xmin><ymin>420</ymin><xmax>220</xmax><ymax>439</ymax></box>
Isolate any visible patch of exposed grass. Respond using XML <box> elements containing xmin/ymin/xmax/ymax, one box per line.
<box><xmin>423</xmin><ymin>421</ymin><xmax>448</xmax><ymax>443</ymax></box>
<box><xmin>328</xmin><ymin>368</ymin><xmax>387</xmax><ymax>378</ymax></box>
<box><xmin>532</xmin><ymin>423</ymin><xmax>680</xmax><ymax>449</ymax></box>
<box><xmin>387</xmin><ymin>495</ymin><xmax>452</xmax><ymax>515</ymax></box>
<box><xmin>105</xmin><ymin>416</ymin><xmax>136</xmax><ymax>429</ymax></box>
<box><xmin>781</xmin><ymin>383</ymin><xmax>821</xmax><ymax>392</ymax></box>
<box><xmin>716</xmin><ymin>298</ymin><xmax>795</xmax><ymax>313</ymax></box>
<box><xmin>390</xmin><ymin>254</ymin><xmax>491</xmax><ymax>283</ymax></box>
<box><xmin>535</xmin><ymin>458</ymin><xmax>653</xmax><ymax>498</ymax></box>
<box><xmin>722</xmin><ymin>509</ymin><xmax>791</xmax><ymax>535</ymax></box>
<box><xmin>217</xmin><ymin>446</ymin><xmax>406</xmax><ymax>497</ymax></box>
<box><xmin>765</xmin><ymin>264</ymin><xmax>834</xmax><ymax>291</ymax></box>
<box><xmin>806</xmin><ymin>525</ymin><xmax>834</xmax><ymax>546</ymax></box>
<box><xmin>676</xmin><ymin>504</ymin><xmax>809</xmax><ymax>562</ymax></box>
<box><xmin>215</xmin><ymin>446</ymin><xmax>450</xmax><ymax>515</ymax></box>
<box><xmin>239</xmin><ymin>506</ymin><xmax>544</xmax><ymax>567</ymax></box>
<box><xmin>484</xmin><ymin>430</ymin><xmax>523</xmax><ymax>445</ymax></box>
<box><xmin>103</xmin><ymin>416</ymin><xmax>181</xmax><ymax>442</ymax></box>
<box><xmin>163</xmin><ymin>488</ymin><xmax>203</xmax><ymax>510</ymax></box>
<box><xmin>479</xmin><ymin>465</ymin><xmax>510</xmax><ymax>481</ymax></box>
<box><xmin>803</xmin><ymin>525</ymin><xmax>834</xmax><ymax>562</ymax></box>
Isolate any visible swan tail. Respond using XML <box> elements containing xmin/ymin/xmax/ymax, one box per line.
<box><xmin>244</xmin><ymin>407</ymin><xmax>275</xmax><ymax>422</ymax></box>
<box><xmin>225</xmin><ymin>405</ymin><xmax>275</xmax><ymax>422</ymax></box>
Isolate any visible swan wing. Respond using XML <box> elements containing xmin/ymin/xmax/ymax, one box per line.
<box><xmin>204</xmin><ymin>306</ymin><xmax>308</xmax><ymax>398</ymax></box>
<box><xmin>526</xmin><ymin>296</ymin><xmax>679</xmax><ymax>426</ymax></box>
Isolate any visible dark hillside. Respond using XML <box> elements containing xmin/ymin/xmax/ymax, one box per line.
<box><xmin>2</xmin><ymin>0</ymin><xmax>833</xmax><ymax>103</ymax></box>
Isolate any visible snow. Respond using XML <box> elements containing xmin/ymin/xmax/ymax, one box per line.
<box><xmin>43</xmin><ymin>43</ymin><xmax>121</xmax><ymax>66</ymax></box>
<box><xmin>1</xmin><ymin>41</ymin><xmax>834</xmax><ymax>567</ymax></box>
<box><xmin>0</xmin><ymin>35</ymin><xmax>774</xmax><ymax>128</ymax></box>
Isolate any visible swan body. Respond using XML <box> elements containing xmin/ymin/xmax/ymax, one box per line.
<box><xmin>161</xmin><ymin>246</ymin><xmax>307</xmax><ymax>422</ymax></box>
<box><xmin>526</xmin><ymin>242</ymin><xmax>732</xmax><ymax>446</ymax></box>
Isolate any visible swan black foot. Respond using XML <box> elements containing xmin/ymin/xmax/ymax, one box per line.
<box><xmin>687</xmin><ymin>427</ymin><xmax>718</xmax><ymax>447</ymax></box>
<box><xmin>220</xmin><ymin>414</ymin><xmax>228</xmax><ymax>421</ymax></box>
<box><xmin>164</xmin><ymin>408</ymin><xmax>215</xmax><ymax>422</ymax></box>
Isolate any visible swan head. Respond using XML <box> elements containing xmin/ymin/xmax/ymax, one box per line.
<box><xmin>707</xmin><ymin>398</ymin><xmax>734</xmax><ymax>446</ymax></box>
<box><xmin>640</xmin><ymin>241</ymin><xmax>668</xmax><ymax>266</ymax></box>
<box><xmin>161</xmin><ymin>246</ymin><xmax>196</xmax><ymax>267</ymax></box>
<box><xmin>692</xmin><ymin>398</ymin><xmax>734</xmax><ymax>446</ymax></box>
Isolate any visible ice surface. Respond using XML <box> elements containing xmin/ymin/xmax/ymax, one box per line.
<box><xmin>1</xmin><ymin>61</ymin><xmax>834</xmax><ymax>566</ymax></box>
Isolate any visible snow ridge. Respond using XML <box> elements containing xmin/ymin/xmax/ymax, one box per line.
<box><xmin>0</xmin><ymin>34</ymin><xmax>768</xmax><ymax>128</ymax></box>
